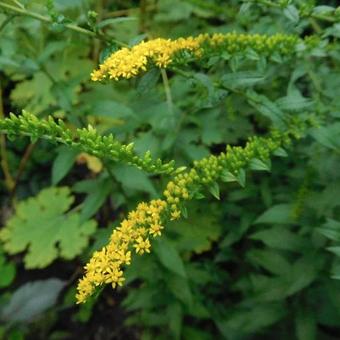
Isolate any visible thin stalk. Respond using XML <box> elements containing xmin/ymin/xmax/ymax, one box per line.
<box><xmin>0</xmin><ymin>84</ymin><xmax>14</xmax><ymax>191</ymax></box>
<box><xmin>10</xmin><ymin>142</ymin><xmax>36</xmax><ymax>201</ymax></box>
<box><xmin>160</xmin><ymin>69</ymin><xmax>174</xmax><ymax>115</ymax></box>
<box><xmin>0</xmin><ymin>2</ymin><xmax>127</xmax><ymax>46</ymax></box>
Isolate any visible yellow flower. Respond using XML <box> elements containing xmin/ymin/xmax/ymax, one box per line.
<box><xmin>133</xmin><ymin>236</ymin><xmax>151</xmax><ymax>254</ymax></box>
<box><xmin>170</xmin><ymin>210</ymin><xmax>181</xmax><ymax>220</ymax></box>
<box><xmin>149</xmin><ymin>223</ymin><xmax>164</xmax><ymax>237</ymax></box>
<box><xmin>91</xmin><ymin>33</ymin><xmax>299</xmax><ymax>81</ymax></box>
<box><xmin>76</xmin><ymin>199</ymin><xmax>167</xmax><ymax>303</ymax></box>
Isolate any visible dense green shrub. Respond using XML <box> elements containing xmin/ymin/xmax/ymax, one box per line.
<box><xmin>0</xmin><ymin>0</ymin><xmax>340</xmax><ymax>339</ymax></box>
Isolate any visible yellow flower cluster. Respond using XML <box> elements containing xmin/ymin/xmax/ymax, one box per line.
<box><xmin>76</xmin><ymin>199</ymin><xmax>167</xmax><ymax>303</ymax></box>
<box><xmin>91</xmin><ymin>36</ymin><xmax>204</xmax><ymax>81</ymax></box>
<box><xmin>91</xmin><ymin>33</ymin><xmax>299</xmax><ymax>81</ymax></box>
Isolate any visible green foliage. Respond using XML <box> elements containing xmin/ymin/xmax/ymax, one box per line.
<box><xmin>0</xmin><ymin>187</ymin><xmax>96</xmax><ymax>268</ymax></box>
<box><xmin>0</xmin><ymin>0</ymin><xmax>340</xmax><ymax>339</ymax></box>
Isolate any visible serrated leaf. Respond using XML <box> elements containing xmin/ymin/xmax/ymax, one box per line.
<box><xmin>209</xmin><ymin>182</ymin><xmax>220</xmax><ymax>200</ymax></box>
<box><xmin>153</xmin><ymin>237</ymin><xmax>186</xmax><ymax>277</ymax></box>
<box><xmin>0</xmin><ymin>187</ymin><xmax>97</xmax><ymax>268</ymax></box>
<box><xmin>221</xmin><ymin>71</ymin><xmax>265</xmax><ymax>89</ymax></box>
<box><xmin>247</xmin><ymin>90</ymin><xmax>284</xmax><ymax>126</ymax></box>
<box><xmin>171</xmin><ymin>208</ymin><xmax>221</xmax><ymax>254</ymax></box>
<box><xmin>250</xmin><ymin>158</ymin><xmax>271</xmax><ymax>171</ymax></box>
<box><xmin>284</xmin><ymin>5</ymin><xmax>300</xmax><ymax>24</ymax></box>
<box><xmin>0</xmin><ymin>279</ymin><xmax>66</xmax><ymax>322</ymax></box>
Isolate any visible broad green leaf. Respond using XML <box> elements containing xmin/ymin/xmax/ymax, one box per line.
<box><xmin>80</xmin><ymin>178</ymin><xmax>113</xmax><ymax>223</ymax></box>
<box><xmin>0</xmin><ymin>249</ymin><xmax>16</xmax><ymax>288</ymax></box>
<box><xmin>0</xmin><ymin>187</ymin><xmax>97</xmax><ymax>268</ymax></box>
<box><xmin>317</xmin><ymin>219</ymin><xmax>340</xmax><ymax>241</ymax></box>
<box><xmin>0</xmin><ymin>279</ymin><xmax>66</xmax><ymax>322</ymax></box>
<box><xmin>283</xmin><ymin>5</ymin><xmax>300</xmax><ymax>24</ymax></box>
<box><xmin>327</xmin><ymin>246</ymin><xmax>340</xmax><ymax>257</ymax></box>
<box><xmin>166</xmin><ymin>273</ymin><xmax>192</xmax><ymax>307</ymax></box>
<box><xmin>254</xmin><ymin>204</ymin><xmax>293</xmax><ymax>224</ymax></box>
<box><xmin>287</xmin><ymin>257</ymin><xmax>318</xmax><ymax>296</ymax></box>
<box><xmin>276</xmin><ymin>95</ymin><xmax>313</xmax><ymax>112</ymax></box>
<box><xmin>221</xmin><ymin>71</ymin><xmax>265</xmax><ymax>88</ymax></box>
<box><xmin>209</xmin><ymin>182</ymin><xmax>220</xmax><ymax>200</ymax></box>
<box><xmin>247</xmin><ymin>249</ymin><xmax>291</xmax><ymax>276</ymax></box>
<box><xmin>52</xmin><ymin>146</ymin><xmax>78</xmax><ymax>185</ymax></box>
<box><xmin>153</xmin><ymin>237</ymin><xmax>186</xmax><ymax>277</ymax></box>
<box><xmin>167</xmin><ymin>302</ymin><xmax>183</xmax><ymax>340</ymax></box>
<box><xmin>273</xmin><ymin>147</ymin><xmax>288</xmax><ymax>157</ymax></box>
<box><xmin>250</xmin><ymin>227</ymin><xmax>306</xmax><ymax>251</ymax></box>
<box><xmin>250</xmin><ymin>158</ymin><xmax>271</xmax><ymax>171</ymax></box>
<box><xmin>216</xmin><ymin>303</ymin><xmax>286</xmax><ymax>335</ymax></box>
<box><xmin>310</xmin><ymin>125</ymin><xmax>340</xmax><ymax>151</ymax></box>
<box><xmin>137</xmin><ymin>68</ymin><xmax>160</xmax><ymax>95</ymax></box>
<box><xmin>171</xmin><ymin>208</ymin><xmax>221</xmax><ymax>254</ymax></box>
<box><xmin>295</xmin><ymin>307</ymin><xmax>317</xmax><ymax>340</ymax></box>
<box><xmin>112</xmin><ymin>165</ymin><xmax>157</xmax><ymax>196</ymax></box>
<box><xmin>247</xmin><ymin>90</ymin><xmax>284</xmax><ymax>126</ymax></box>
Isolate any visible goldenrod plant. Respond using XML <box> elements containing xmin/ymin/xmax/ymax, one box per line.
<box><xmin>0</xmin><ymin>0</ymin><xmax>340</xmax><ymax>339</ymax></box>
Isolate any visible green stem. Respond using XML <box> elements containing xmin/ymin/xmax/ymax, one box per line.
<box><xmin>161</xmin><ymin>69</ymin><xmax>174</xmax><ymax>115</ymax></box>
<box><xmin>0</xmin><ymin>2</ymin><xmax>127</xmax><ymax>46</ymax></box>
<box><xmin>0</xmin><ymin>83</ymin><xmax>14</xmax><ymax>191</ymax></box>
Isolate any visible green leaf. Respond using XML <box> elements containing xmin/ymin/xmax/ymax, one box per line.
<box><xmin>317</xmin><ymin>219</ymin><xmax>340</xmax><ymax>241</ymax></box>
<box><xmin>287</xmin><ymin>256</ymin><xmax>318</xmax><ymax>295</ymax></box>
<box><xmin>283</xmin><ymin>5</ymin><xmax>300</xmax><ymax>24</ymax></box>
<box><xmin>273</xmin><ymin>147</ymin><xmax>288</xmax><ymax>157</ymax></box>
<box><xmin>137</xmin><ymin>68</ymin><xmax>160</xmax><ymax>95</ymax></box>
<box><xmin>0</xmin><ymin>187</ymin><xmax>97</xmax><ymax>268</ymax></box>
<box><xmin>153</xmin><ymin>237</ymin><xmax>186</xmax><ymax>277</ymax></box>
<box><xmin>209</xmin><ymin>182</ymin><xmax>220</xmax><ymax>200</ymax></box>
<box><xmin>0</xmin><ymin>249</ymin><xmax>16</xmax><ymax>288</ymax></box>
<box><xmin>0</xmin><ymin>279</ymin><xmax>66</xmax><ymax>323</ymax></box>
<box><xmin>247</xmin><ymin>90</ymin><xmax>284</xmax><ymax>126</ymax></box>
<box><xmin>254</xmin><ymin>204</ymin><xmax>293</xmax><ymax>224</ymax></box>
<box><xmin>247</xmin><ymin>249</ymin><xmax>291</xmax><ymax>276</ymax></box>
<box><xmin>167</xmin><ymin>303</ymin><xmax>183</xmax><ymax>340</ymax></box>
<box><xmin>237</xmin><ymin>169</ymin><xmax>246</xmax><ymax>187</ymax></box>
<box><xmin>250</xmin><ymin>227</ymin><xmax>306</xmax><ymax>251</ymax></box>
<box><xmin>166</xmin><ymin>273</ymin><xmax>192</xmax><ymax>307</ymax></box>
<box><xmin>80</xmin><ymin>178</ymin><xmax>113</xmax><ymax>223</ymax></box>
<box><xmin>310</xmin><ymin>125</ymin><xmax>340</xmax><ymax>151</ymax></box>
<box><xmin>171</xmin><ymin>208</ymin><xmax>221</xmax><ymax>253</ymax></box>
<box><xmin>276</xmin><ymin>95</ymin><xmax>313</xmax><ymax>112</ymax></box>
<box><xmin>112</xmin><ymin>165</ymin><xmax>157</xmax><ymax>196</ymax></box>
<box><xmin>326</xmin><ymin>246</ymin><xmax>340</xmax><ymax>256</ymax></box>
<box><xmin>52</xmin><ymin>146</ymin><xmax>78</xmax><ymax>185</ymax></box>
<box><xmin>250</xmin><ymin>158</ymin><xmax>271</xmax><ymax>171</ymax></box>
<box><xmin>216</xmin><ymin>303</ymin><xmax>286</xmax><ymax>335</ymax></box>
<box><xmin>221</xmin><ymin>71</ymin><xmax>265</xmax><ymax>89</ymax></box>
<box><xmin>295</xmin><ymin>307</ymin><xmax>317</xmax><ymax>340</ymax></box>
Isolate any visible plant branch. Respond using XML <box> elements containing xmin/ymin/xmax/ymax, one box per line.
<box><xmin>0</xmin><ymin>1</ymin><xmax>127</xmax><ymax>46</ymax></box>
<box><xmin>160</xmin><ymin>69</ymin><xmax>174</xmax><ymax>115</ymax></box>
<box><xmin>0</xmin><ymin>83</ymin><xmax>14</xmax><ymax>191</ymax></box>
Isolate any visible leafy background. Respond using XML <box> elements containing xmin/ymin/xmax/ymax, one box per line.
<box><xmin>1</xmin><ymin>0</ymin><xmax>340</xmax><ymax>339</ymax></box>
